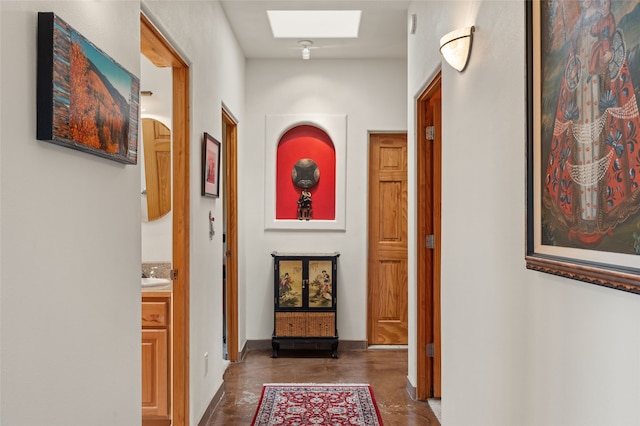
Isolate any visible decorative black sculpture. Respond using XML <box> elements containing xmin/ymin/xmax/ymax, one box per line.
<box><xmin>292</xmin><ymin>158</ymin><xmax>319</xmax><ymax>220</ymax></box>
<box><xmin>297</xmin><ymin>189</ymin><xmax>312</xmax><ymax>220</ymax></box>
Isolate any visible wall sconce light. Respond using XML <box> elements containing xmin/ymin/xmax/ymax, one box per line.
<box><xmin>439</xmin><ymin>26</ymin><xmax>475</xmax><ymax>72</ymax></box>
<box><xmin>299</xmin><ymin>40</ymin><xmax>312</xmax><ymax>60</ymax></box>
<box><xmin>408</xmin><ymin>14</ymin><xmax>417</xmax><ymax>35</ymax></box>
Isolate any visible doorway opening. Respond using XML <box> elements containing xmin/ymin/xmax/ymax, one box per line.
<box><xmin>416</xmin><ymin>73</ymin><xmax>442</xmax><ymax>401</ymax></box>
<box><xmin>141</xmin><ymin>13</ymin><xmax>191</xmax><ymax>426</ymax></box>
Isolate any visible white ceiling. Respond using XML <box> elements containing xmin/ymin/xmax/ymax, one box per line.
<box><xmin>219</xmin><ymin>0</ymin><xmax>410</xmax><ymax>59</ymax></box>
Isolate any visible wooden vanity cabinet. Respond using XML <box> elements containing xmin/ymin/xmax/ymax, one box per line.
<box><xmin>271</xmin><ymin>252</ymin><xmax>339</xmax><ymax>358</ymax></box>
<box><xmin>142</xmin><ymin>293</ymin><xmax>171</xmax><ymax>426</ymax></box>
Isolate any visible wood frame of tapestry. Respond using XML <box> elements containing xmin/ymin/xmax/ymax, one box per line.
<box><xmin>141</xmin><ymin>13</ymin><xmax>190</xmax><ymax>426</ymax></box>
<box><xmin>222</xmin><ymin>108</ymin><xmax>239</xmax><ymax>362</ymax></box>
<box><xmin>416</xmin><ymin>73</ymin><xmax>442</xmax><ymax>400</ymax></box>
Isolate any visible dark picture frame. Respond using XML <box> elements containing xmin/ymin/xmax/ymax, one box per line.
<box><xmin>526</xmin><ymin>1</ymin><xmax>640</xmax><ymax>294</ymax></box>
<box><xmin>202</xmin><ymin>132</ymin><xmax>221</xmax><ymax>198</ymax></box>
<box><xmin>36</xmin><ymin>12</ymin><xmax>139</xmax><ymax>164</ymax></box>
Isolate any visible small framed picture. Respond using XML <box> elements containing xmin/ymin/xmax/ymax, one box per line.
<box><xmin>202</xmin><ymin>132</ymin><xmax>221</xmax><ymax>198</ymax></box>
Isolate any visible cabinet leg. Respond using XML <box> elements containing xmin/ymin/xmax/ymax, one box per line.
<box><xmin>331</xmin><ymin>340</ymin><xmax>339</xmax><ymax>358</ymax></box>
<box><xmin>271</xmin><ymin>340</ymin><xmax>280</xmax><ymax>358</ymax></box>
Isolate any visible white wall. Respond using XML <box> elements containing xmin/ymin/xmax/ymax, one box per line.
<box><xmin>1</xmin><ymin>2</ymin><xmax>142</xmax><ymax>425</ymax></box>
<box><xmin>408</xmin><ymin>1</ymin><xmax>640</xmax><ymax>425</ymax></box>
<box><xmin>0</xmin><ymin>1</ymin><xmax>245</xmax><ymax>425</ymax></box>
<box><xmin>243</xmin><ymin>59</ymin><xmax>407</xmax><ymax>342</ymax></box>
<box><xmin>141</xmin><ymin>1</ymin><xmax>246</xmax><ymax>423</ymax></box>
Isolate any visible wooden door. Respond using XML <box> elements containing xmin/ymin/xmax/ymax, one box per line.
<box><xmin>367</xmin><ymin>133</ymin><xmax>408</xmax><ymax>345</ymax></box>
<box><xmin>142</xmin><ymin>118</ymin><xmax>171</xmax><ymax>221</ymax></box>
<box><xmin>222</xmin><ymin>109</ymin><xmax>239</xmax><ymax>361</ymax></box>
<box><xmin>417</xmin><ymin>74</ymin><xmax>442</xmax><ymax>399</ymax></box>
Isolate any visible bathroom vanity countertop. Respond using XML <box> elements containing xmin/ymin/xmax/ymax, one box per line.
<box><xmin>141</xmin><ymin>284</ymin><xmax>172</xmax><ymax>294</ymax></box>
<box><xmin>141</xmin><ymin>277</ymin><xmax>172</xmax><ymax>293</ymax></box>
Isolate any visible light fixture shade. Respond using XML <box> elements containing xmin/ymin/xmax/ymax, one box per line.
<box><xmin>439</xmin><ymin>26</ymin><xmax>475</xmax><ymax>72</ymax></box>
<box><xmin>299</xmin><ymin>40</ymin><xmax>312</xmax><ymax>60</ymax></box>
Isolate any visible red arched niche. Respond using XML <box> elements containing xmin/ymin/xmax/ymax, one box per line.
<box><xmin>276</xmin><ymin>125</ymin><xmax>336</xmax><ymax>220</ymax></box>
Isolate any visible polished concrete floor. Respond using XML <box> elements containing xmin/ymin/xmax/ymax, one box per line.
<box><xmin>204</xmin><ymin>348</ymin><xmax>439</xmax><ymax>425</ymax></box>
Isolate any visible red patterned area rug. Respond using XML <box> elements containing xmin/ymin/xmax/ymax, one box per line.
<box><xmin>250</xmin><ymin>383</ymin><xmax>384</xmax><ymax>426</ymax></box>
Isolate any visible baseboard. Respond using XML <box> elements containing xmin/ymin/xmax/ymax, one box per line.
<box><xmin>246</xmin><ymin>339</ymin><xmax>272</xmax><ymax>351</ymax></box>
<box><xmin>339</xmin><ymin>340</ymin><xmax>368</xmax><ymax>350</ymax></box>
<box><xmin>239</xmin><ymin>340</ymin><xmax>248</xmax><ymax>360</ymax></box>
<box><xmin>368</xmin><ymin>344</ymin><xmax>408</xmax><ymax>350</ymax></box>
<box><xmin>245</xmin><ymin>339</ymin><xmax>368</xmax><ymax>351</ymax></box>
<box><xmin>197</xmin><ymin>382</ymin><xmax>225</xmax><ymax>426</ymax></box>
<box><xmin>405</xmin><ymin>376</ymin><xmax>417</xmax><ymax>400</ymax></box>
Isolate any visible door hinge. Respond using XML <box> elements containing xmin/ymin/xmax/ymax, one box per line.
<box><xmin>425</xmin><ymin>126</ymin><xmax>435</xmax><ymax>141</ymax></box>
<box><xmin>426</xmin><ymin>343</ymin><xmax>435</xmax><ymax>358</ymax></box>
<box><xmin>170</xmin><ymin>269</ymin><xmax>178</xmax><ymax>280</ymax></box>
<box><xmin>425</xmin><ymin>234</ymin><xmax>435</xmax><ymax>249</ymax></box>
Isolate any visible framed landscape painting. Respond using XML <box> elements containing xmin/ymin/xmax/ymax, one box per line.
<box><xmin>37</xmin><ymin>12</ymin><xmax>139</xmax><ymax>164</ymax></box>
<box><xmin>526</xmin><ymin>0</ymin><xmax>640</xmax><ymax>293</ymax></box>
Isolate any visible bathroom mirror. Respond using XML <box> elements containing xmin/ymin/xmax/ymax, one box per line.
<box><xmin>142</xmin><ymin>117</ymin><xmax>171</xmax><ymax>221</ymax></box>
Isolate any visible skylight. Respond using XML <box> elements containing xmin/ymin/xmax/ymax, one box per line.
<box><xmin>267</xmin><ymin>10</ymin><xmax>362</xmax><ymax>38</ymax></box>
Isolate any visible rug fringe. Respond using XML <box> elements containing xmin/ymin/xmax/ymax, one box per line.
<box><xmin>262</xmin><ymin>383</ymin><xmax>370</xmax><ymax>386</ymax></box>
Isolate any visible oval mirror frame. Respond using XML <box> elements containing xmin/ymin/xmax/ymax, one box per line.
<box><xmin>142</xmin><ymin>118</ymin><xmax>171</xmax><ymax>221</ymax></box>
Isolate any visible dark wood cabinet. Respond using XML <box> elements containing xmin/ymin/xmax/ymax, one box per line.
<box><xmin>271</xmin><ymin>252</ymin><xmax>339</xmax><ymax>358</ymax></box>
